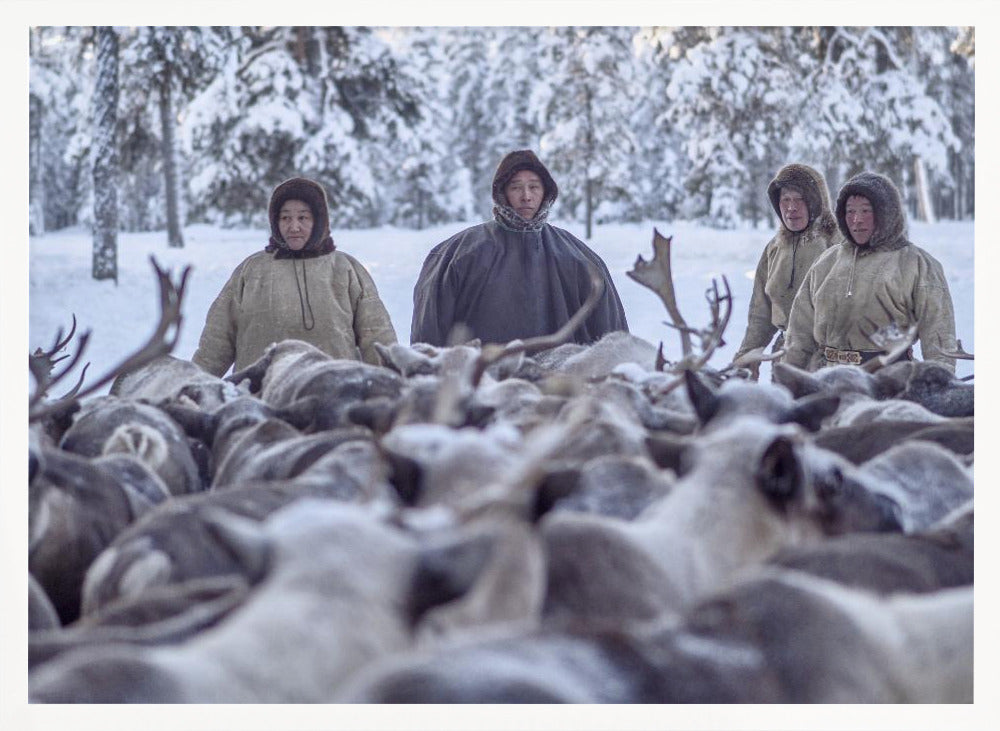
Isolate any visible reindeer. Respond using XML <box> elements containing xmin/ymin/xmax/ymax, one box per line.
<box><xmin>30</xmin><ymin>257</ymin><xmax>191</xmax><ymax>426</ymax></box>
<box><xmin>30</xmin><ymin>499</ymin><xmax>542</xmax><ymax>702</ymax></box>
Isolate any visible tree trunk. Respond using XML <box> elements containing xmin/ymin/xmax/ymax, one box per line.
<box><xmin>966</xmin><ymin>158</ymin><xmax>974</xmax><ymax>220</ymax></box>
<box><xmin>584</xmin><ymin>83</ymin><xmax>594</xmax><ymax>240</ymax></box>
<box><xmin>158</xmin><ymin>66</ymin><xmax>184</xmax><ymax>248</ymax></box>
<box><xmin>912</xmin><ymin>156</ymin><xmax>936</xmax><ymax>224</ymax></box>
<box><xmin>92</xmin><ymin>26</ymin><xmax>119</xmax><ymax>282</ymax></box>
<box><xmin>29</xmin><ymin>93</ymin><xmax>45</xmax><ymax>236</ymax></box>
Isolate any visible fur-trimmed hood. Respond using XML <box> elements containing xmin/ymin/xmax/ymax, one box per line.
<box><xmin>835</xmin><ymin>172</ymin><xmax>909</xmax><ymax>253</ymax></box>
<box><xmin>491</xmin><ymin>150</ymin><xmax>559</xmax><ymax>231</ymax></box>
<box><xmin>491</xmin><ymin>150</ymin><xmax>559</xmax><ymax>208</ymax></box>
<box><xmin>265</xmin><ymin>177</ymin><xmax>336</xmax><ymax>258</ymax></box>
<box><xmin>767</xmin><ymin>163</ymin><xmax>838</xmax><ymax>240</ymax></box>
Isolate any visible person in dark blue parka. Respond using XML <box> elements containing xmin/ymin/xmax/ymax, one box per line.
<box><xmin>410</xmin><ymin>150</ymin><xmax>629</xmax><ymax>346</ymax></box>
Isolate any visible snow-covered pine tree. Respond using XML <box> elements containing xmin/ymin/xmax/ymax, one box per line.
<box><xmin>791</xmin><ymin>26</ymin><xmax>960</xmax><ymax>220</ymax></box>
<box><xmin>181</xmin><ymin>27</ymin><xmax>311</xmax><ymax>226</ymax></box>
<box><xmin>400</xmin><ymin>26</ymin><xmax>499</xmax><ymax>222</ymax></box>
<box><xmin>29</xmin><ymin>27</ymin><xmax>90</xmax><ymax>233</ymax></box>
<box><xmin>363</xmin><ymin>26</ymin><xmax>473</xmax><ymax>229</ymax></box>
<box><xmin>632</xmin><ymin>26</ymin><xmax>714</xmax><ymax>222</ymax></box>
<box><xmin>29</xmin><ymin>89</ymin><xmax>44</xmax><ymax>237</ymax></box>
<box><xmin>662</xmin><ymin>27</ymin><xmax>801</xmax><ymax>228</ymax></box>
<box><xmin>533</xmin><ymin>26</ymin><xmax>639</xmax><ymax>238</ymax></box>
<box><xmin>181</xmin><ymin>26</ymin><xmax>425</xmax><ymax>228</ymax></box>
<box><xmin>925</xmin><ymin>26</ymin><xmax>974</xmax><ymax>220</ymax></box>
<box><xmin>91</xmin><ymin>25</ymin><xmax>119</xmax><ymax>282</ymax></box>
<box><xmin>127</xmin><ymin>27</ymin><xmax>213</xmax><ymax>247</ymax></box>
<box><xmin>30</xmin><ymin>25</ymin><xmax>975</xmax><ymax>234</ymax></box>
<box><xmin>439</xmin><ymin>27</ymin><xmax>531</xmax><ymax>220</ymax></box>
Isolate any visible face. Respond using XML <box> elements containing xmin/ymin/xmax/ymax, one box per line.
<box><xmin>845</xmin><ymin>195</ymin><xmax>875</xmax><ymax>246</ymax></box>
<box><xmin>779</xmin><ymin>187</ymin><xmax>809</xmax><ymax>232</ymax></box>
<box><xmin>278</xmin><ymin>199</ymin><xmax>314</xmax><ymax>251</ymax></box>
<box><xmin>504</xmin><ymin>170</ymin><xmax>545</xmax><ymax>220</ymax></box>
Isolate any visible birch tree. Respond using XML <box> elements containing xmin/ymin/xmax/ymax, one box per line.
<box><xmin>91</xmin><ymin>26</ymin><xmax>119</xmax><ymax>282</ymax></box>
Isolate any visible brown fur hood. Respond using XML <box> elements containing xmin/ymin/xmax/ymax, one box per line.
<box><xmin>767</xmin><ymin>163</ymin><xmax>838</xmax><ymax>242</ymax></box>
<box><xmin>491</xmin><ymin>150</ymin><xmax>560</xmax><ymax>231</ymax></box>
<box><xmin>835</xmin><ymin>172</ymin><xmax>909</xmax><ymax>253</ymax></box>
<box><xmin>491</xmin><ymin>150</ymin><xmax>559</xmax><ymax>209</ymax></box>
<box><xmin>265</xmin><ymin>177</ymin><xmax>335</xmax><ymax>258</ymax></box>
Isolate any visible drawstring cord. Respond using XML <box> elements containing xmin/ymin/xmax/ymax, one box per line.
<box><xmin>846</xmin><ymin>246</ymin><xmax>859</xmax><ymax>298</ymax></box>
<box><xmin>787</xmin><ymin>238</ymin><xmax>798</xmax><ymax>289</ymax></box>
<box><xmin>293</xmin><ymin>258</ymin><xmax>315</xmax><ymax>330</ymax></box>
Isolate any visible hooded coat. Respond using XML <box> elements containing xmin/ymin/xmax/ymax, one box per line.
<box><xmin>784</xmin><ymin>172</ymin><xmax>957</xmax><ymax>373</ymax></box>
<box><xmin>733</xmin><ymin>164</ymin><xmax>841</xmax><ymax>364</ymax></box>
<box><xmin>410</xmin><ymin>150</ymin><xmax>628</xmax><ymax>346</ymax></box>
<box><xmin>192</xmin><ymin>178</ymin><xmax>397</xmax><ymax>376</ymax></box>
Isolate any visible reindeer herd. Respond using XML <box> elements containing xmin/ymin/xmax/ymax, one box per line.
<box><xmin>27</xmin><ymin>235</ymin><xmax>974</xmax><ymax>703</ymax></box>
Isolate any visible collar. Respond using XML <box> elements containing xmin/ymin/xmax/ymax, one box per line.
<box><xmin>265</xmin><ymin>236</ymin><xmax>336</xmax><ymax>259</ymax></box>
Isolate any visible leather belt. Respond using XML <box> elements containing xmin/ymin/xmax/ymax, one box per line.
<box><xmin>823</xmin><ymin>346</ymin><xmax>880</xmax><ymax>365</ymax></box>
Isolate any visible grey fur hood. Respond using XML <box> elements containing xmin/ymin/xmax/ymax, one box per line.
<box><xmin>767</xmin><ymin>163</ymin><xmax>838</xmax><ymax>241</ymax></box>
<box><xmin>835</xmin><ymin>172</ymin><xmax>909</xmax><ymax>253</ymax></box>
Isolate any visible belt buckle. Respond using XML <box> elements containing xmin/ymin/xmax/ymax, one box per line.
<box><xmin>826</xmin><ymin>347</ymin><xmax>861</xmax><ymax>365</ymax></box>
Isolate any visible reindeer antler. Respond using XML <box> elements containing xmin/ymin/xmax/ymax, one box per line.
<box><xmin>30</xmin><ymin>256</ymin><xmax>192</xmax><ymax>422</ymax></box>
<box><xmin>938</xmin><ymin>336</ymin><xmax>974</xmax><ymax>361</ymax></box>
<box><xmin>628</xmin><ymin>229</ymin><xmax>692</xmax><ymax>357</ymax></box>
<box><xmin>858</xmin><ymin>295</ymin><xmax>919</xmax><ymax>373</ymax></box>
<box><xmin>719</xmin><ymin>346</ymin><xmax>788</xmax><ymax>376</ymax></box>
<box><xmin>28</xmin><ymin>314</ymin><xmax>93</xmax><ymax>413</ymax></box>
<box><xmin>628</xmin><ymin>229</ymin><xmax>732</xmax><ymax>378</ymax></box>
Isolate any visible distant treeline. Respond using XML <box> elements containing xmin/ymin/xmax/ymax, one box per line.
<box><xmin>29</xmin><ymin>26</ymin><xmax>974</xmax><ymax>239</ymax></box>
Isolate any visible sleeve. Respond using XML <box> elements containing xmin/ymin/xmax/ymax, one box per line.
<box><xmin>733</xmin><ymin>245</ymin><xmax>778</xmax><ymax>361</ymax></box>
<box><xmin>913</xmin><ymin>255</ymin><xmax>958</xmax><ymax>373</ymax></box>
<box><xmin>349</xmin><ymin>259</ymin><xmax>398</xmax><ymax>366</ymax></box>
<box><xmin>783</xmin><ymin>268</ymin><xmax>820</xmax><ymax>370</ymax></box>
<box><xmin>410</xmin><ymin>242</ymin><xmax>460</xmax><ymax>346</ymax></box>
<box><xmin>191</xmin><ymin>264</ymin><xmax>242</xmax><ymax>377</ymax></box>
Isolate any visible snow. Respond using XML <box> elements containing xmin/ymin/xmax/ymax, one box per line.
<box><xmin>28</xmin><ymin>218</ymin><xmax>974</xmax><ymax>393</ymax></box>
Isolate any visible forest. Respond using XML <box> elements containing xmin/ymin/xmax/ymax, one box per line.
<box><xmin>29</xmin><ymin>26</ymin><xmax>974</xmax><ymax>247</ymax></box>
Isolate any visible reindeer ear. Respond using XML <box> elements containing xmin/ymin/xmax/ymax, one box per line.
<box><xmin>158</xmin><ymin>402</ymin><xmax>218</xmax><ymax>441</ymax></box>
<box><xmin>373</xmin><ymin>342</ymin><xmax>396</xmax><ymax>371</ymax></box>
<box><xmin>684</xmin><ymin>370</ymin><xmax>719</xmax><ymax>425</ymax></box>
<box><xmin>772</xmin><ymin>362</ymin><xmax>822</xmax><ymax>398</ymax></box>
<box><xmin>784</xmin><ymin>393</ymin><xmax>840</xmax><ymax>432</ymax></box>
<box><xmin>409</xmin><ymin>533</ymin><xmax>494</xmax><ymax>624</ymax></box>
<box><xmin>225</xmin><ymin>348</ymin><xmax>275</xmax><ymax>394</ymax></box>
<box><xmin>645</xmin><ymin>432</ymin><xmax>692</xmax><ymax>475</ymax></box>
<box><xmin>532</xmin><ymin>466</ymin><xmax>583</xmax><ymax>520</ymax></box>
<box><xmin>202</xmin><ymin>509</ymin><xmax>272</xmax><ymax>584</ymax></box>
<box><xmin>755</xmin><ymin>435</ymin><xmax>803</xmax><ymax>507</ymax></box>
<box><xmin>384</xmin><ymin>449</ymin><xmax>424</xmax><ymax>506</ymax></box>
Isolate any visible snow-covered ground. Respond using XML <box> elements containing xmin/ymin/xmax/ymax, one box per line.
<box><xmin>28</xmin><ymin>218</ymin><xmax>974</xmax><ymax>389</ymax></box>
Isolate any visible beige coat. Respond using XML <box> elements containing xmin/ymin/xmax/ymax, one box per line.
<box><xmin>734</xmin><ymin>164</ymin><xmax>840</xmax><ymax>363</ymax></box>
<box><xmin>192</xmin><ymin>250</ymin><xmax>397</xmax><ymax>376</ymax></box>
<box><xmin>784</xmin><ymin>172</ymin><xmax>956</xmax><ymax>373</ymax></box>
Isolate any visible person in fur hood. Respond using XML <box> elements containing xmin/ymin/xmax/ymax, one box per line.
<box><xmin>784</xmin><ymin>171</ymin><xmax>957</xmax><ymax>372</ymax></box>
<box><xmin>192</xmin><ymin>177</ymin><xmax>397</xmax><ymax>376</ymax></box>
<box><xmin>410</xmin><ymin>150</ymin><xmax>628</xmax><ymax>346</ymax></box>
<box><xmin>733</xmin><ymin>163</ymin><xmax>840</xmax><ymax>377</ymax></box>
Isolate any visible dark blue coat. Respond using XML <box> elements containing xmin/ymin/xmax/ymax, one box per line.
<box><xmin>410</xmin><ymin>221</ymin><xmax>629</xmax><ymax>346</ymax></box>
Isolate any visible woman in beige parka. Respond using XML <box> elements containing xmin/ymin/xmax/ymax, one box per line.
<box><xmin>732</xmin><ymin>163</ymin><xmax>840</xmax><ymax>377</ymax></box>
<box><xmin>783</xmin><ymin>171</ymin><xmax>957</xmax><ymax>373</ymax></box>
<box><xmin>192</xmin><ymin>177</ymin><xmax>397</xmax><ymax>376</ymax></box>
